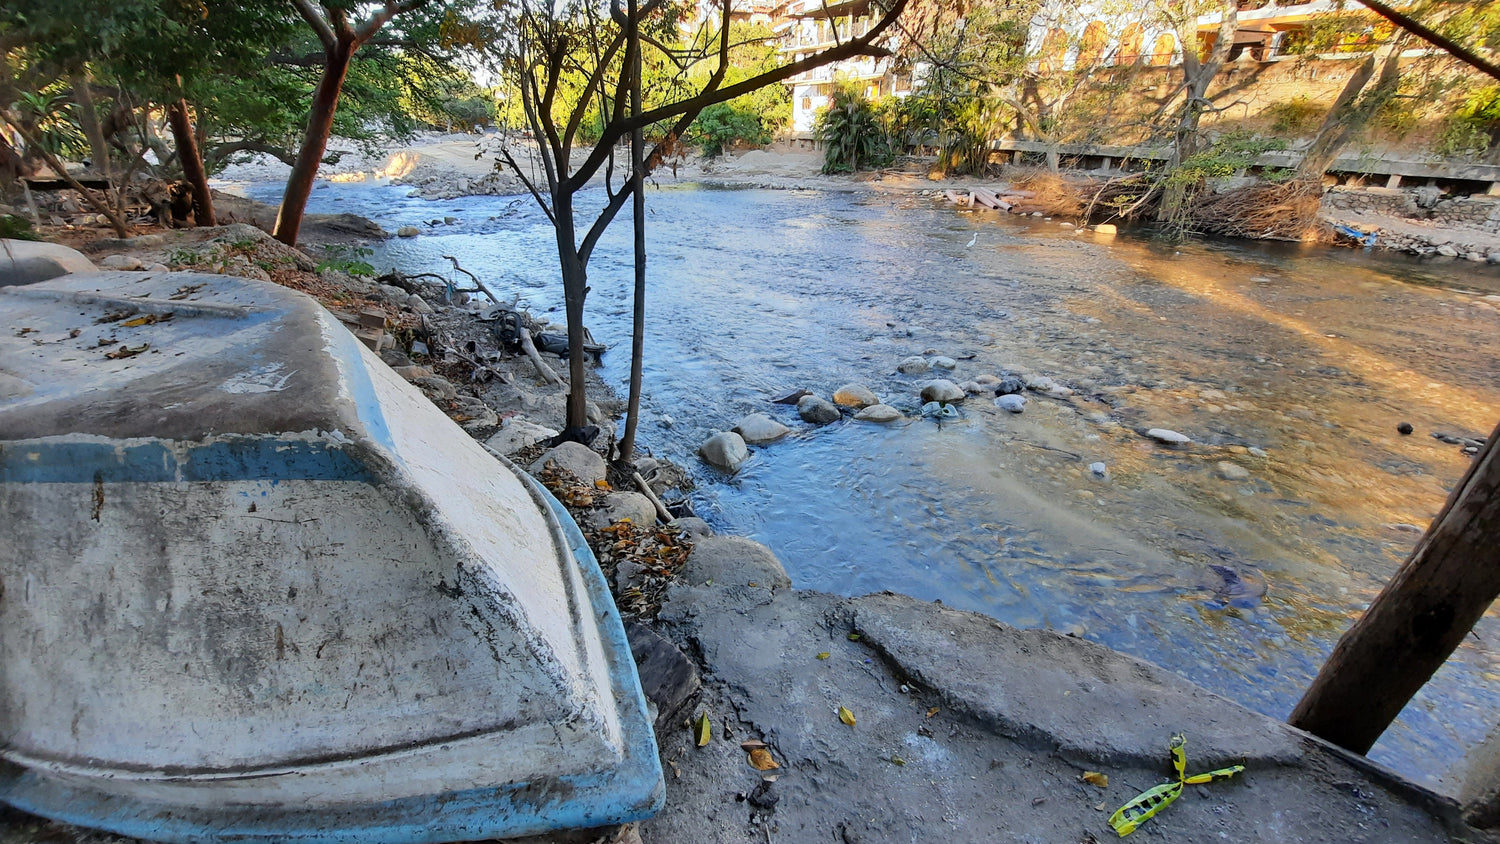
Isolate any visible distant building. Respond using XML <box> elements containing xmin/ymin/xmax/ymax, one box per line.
<box><xmin>777</xmin><ymin>0</ymin><xmax>912</xmax><ymax>135</ymax></box>
<box><xmin>1026</xmin><ymin>0</ymin><xmax>1346</xmax><ymax>71</ymax></box>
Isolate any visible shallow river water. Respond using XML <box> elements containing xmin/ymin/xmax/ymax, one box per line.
<box><xmin>243</xmin><ymin>177</ymin><xmax>1500</xmax><ymax>792</ymax></box>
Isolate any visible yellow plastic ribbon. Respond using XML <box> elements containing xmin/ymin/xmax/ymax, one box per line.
<box><xmin>1108</xmin><ymin>734</ymin><xmax>1245</xmax><ymax>837</ymax></box>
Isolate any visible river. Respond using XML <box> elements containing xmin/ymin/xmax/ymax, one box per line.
<box><xmin>240</xmin><ymin>176</ymin><xmax>1500</xmax><ymax>793</ymax></box>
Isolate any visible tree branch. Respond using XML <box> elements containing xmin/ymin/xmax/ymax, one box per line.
<box><xmin>292</xmin><ymin>0</ymin><xmax>337</xmax><ymax>50</ymax></box>
<box><xmin>1354</xmin><ymin>0</ymin><xmax>1500</xmax><ymax>82</ymax></box>
<box><xmin>354</xmin><ymin>0</ymin><xmax>430</xmax><ymax>45</ymax></box>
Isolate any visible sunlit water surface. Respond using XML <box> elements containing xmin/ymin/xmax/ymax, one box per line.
<box><xmin>240</xmin><ymin>177</ymin><xmax>1500</xmax><ymax>792</ymax></box>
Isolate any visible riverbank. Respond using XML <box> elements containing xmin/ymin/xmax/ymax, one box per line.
<box><xmin>7</xmin><ymin>218</ymin><xmax>1499</xmax><ymax>842</ymax></box>
<box><xmin>209</xmin><ymin>132</ymin><xmax>1500</xmax><ymax>262</ymax></box>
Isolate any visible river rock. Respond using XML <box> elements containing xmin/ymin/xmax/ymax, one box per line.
<box><xmin>960</xmin><ymin>381</ymin><xmax>983</xmax><ymax>394</ymax></box>
<box><xmin>699</xmin><ymin>431</ymin><xmax>750</xmax><ymax>472</ymax></box>
<box><xmin>994</xmin><ymin>376</ymin><xmax>1026</xmax><ymax>395</ymax></box>
<box><xmin>485</xmin><ymin>418</ymin><xmax>559</xmax><ymax>454</ymax></box>
<box><xmin>1217</xmin><ymin>462</ymin><xmax>1251</xmax><ymax>481</ymax></box>
<box><xmin>796</xmin><ymin>395</ymin><xmax>841</xmax><ymax>424</ymax></box>
<box><xmin>586</xmin><ymin>491</ymin><xmax>658</xmax><ymax>530</ymax></box>
<box><xmin>733</xmin><ymin>413</ymin><xmax>791</xmax><ymax>444</ymax></box>
<box><xmin>396</xmin><ymin>225</ymin><xmax>421</xmax><ymax>237</ymax></box>
<box><xmin>832</xmin><ymin>384</ymin><xmax>879</xmax><ymax>409</ymax></box>
<box><xmin>995</xmin><ymin>394</ymin><xmax>1026</xmax><ymax>413</ymax></box>
<box><xmin>854</xmin><ymin>403</ymin><xmax>902</xmax><ymax>422</ymax></box>
<box><xmin>1436</xmin><ymin>244</ymin><xmax>1459</xmax><ymax>258</ymax></box>
<box><xmin>671</xmin><ymin>516</ymin><xmax>714</xmax><ymax>538</ymax></box>
<box><xmin>406</xmin><ymin>293</ymin><xmax>434</xmax><ymax>314</ymax></box>
<box><xmin>975</xmin><ymin>374</ymin><xmax>1001</xmax><ymax>387</ymax></box>
<box><xmin>920</xmin><ymin>379</ymin><xmax>965</xmax><ymax>403</ymax></box>
<box><xmin>1095</xmin><ymin>223</ymin><xmax>1118</xmax><ymax>235</ymax></box>
<box><xmin>531</xmin><ymin>441</ymin><xmax>609</xmax><ymax>484</ymax></box>
<box><xmin>931</xmin><ymin>356</ymin><xmax>957</xmax><ymax>370</ymax></box>
<box><xmin>897</xmin><ymin>356</ymin><xmax>930</xmax><ymax>374</ymax></box>
<box><xmin>1146</xmin><ymin>428</ymin><xmax>1192</xmax><ymax>445</ymax></box>
<box><xmin>412</xmin><ymin>374</ymin><xmax>457</xmax><ymax>401</ymax></box>
<box><xmin>99</xmin><ymin>254</ymin><xmax>144</xmax><ymax>270</ymax></box>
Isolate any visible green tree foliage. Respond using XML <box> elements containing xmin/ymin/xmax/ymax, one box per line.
<box><xmin>690</xmin><ymin>102</ymin><xmax>770</xmax><ymax>156</ymax></box>
<box><xmin>816</xmin><ymin>83</ymin><xmax>890</xmax><ymax>173</ymax></box>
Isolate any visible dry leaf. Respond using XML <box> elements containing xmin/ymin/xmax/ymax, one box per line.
<box><xmin>889</xmin><ymin>755</ymin><xmax>906</xmax><ymax>766</ymax></box>
<box><xmin>694</xmin><ymin>712</ymin><xmax>711</xmax><ymax>747</ymax></box>
<box><xmin>838</xmin><ymin>706</ymin><xmax>856</xmax><ymax>727</ymax></box>
<box><xmin>1094</xmin><ymin>800</ymin><xmax>1107</xmax><ymax>812</ymax></box>
<box><xmin>739</xmin><ymin>739</ymin><xmax>767</xmax><ymax>750</ymax></box>
<box><xmin>120</xmin><ymin>312</ymin><xmax>172</xmax><ymax>328</ymax></box>
<box><xmin>816</xmin><ymin>652</ymin><xmax>830</xmax><ymax>660</ymax></box>
<box><xmin>926</xmin><ymin>707</ymin><xmax>939</xmax><ymax>719</ymax></box>
<box><xmin>847</xmin><ymin>633</ymin><xmax>861</xmax><ymax>641</ymax></box>
<box><xmin>594</xmin><ymin>479</ymin><xmax>612</xmax><ymax>490</ymax></box>
<box><xmin>105</xmin><ymin>343</ymin><xmax>149</xmax><ymax>360</ymax></box>
<box><xmin>747</xmin><ymin>747</ymin><xmax>780</xmax><ymax>771</ymax></box>
<box><xmin>1081</xmin><ymin>771</ymin><xmax>1109</xmax><ymax>787</ymax></box>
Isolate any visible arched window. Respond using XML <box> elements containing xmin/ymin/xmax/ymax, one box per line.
<box><xmin>1118</xmin><ymin>23</ymin><xmax>1144</xmax><ymax>65</ymax></box>
<box><xmin>1149</xmin><ymin>33</ymin><xmax>1176</xmax><ymax>66</ymax></box>
<box><xmin>1038</xmin><ymin>28</ymin><xmax>1068</xmax><ymax>73</ymax></box>
<box><xmin>1078</xmin><ymin>21</ymin><xmax>1110</xmax><ymax>67</ymax></box>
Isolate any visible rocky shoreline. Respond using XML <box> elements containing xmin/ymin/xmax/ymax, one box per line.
<box><xmin>7</xmin><ymin>164</ymin><xmax>1500</xmax><ymax>842</ymax></box>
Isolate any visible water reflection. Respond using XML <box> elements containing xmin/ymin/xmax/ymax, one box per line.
<box><xmin>247</xmin><ymin>178</ymin><xmax>1500</xmax><ymax>792</ymax></box>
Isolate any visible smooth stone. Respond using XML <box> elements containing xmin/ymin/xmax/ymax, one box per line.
<box><xmin>530</xmin><ymin>440</ymin><xmax>609</xmax><ymax>484</ymax></box>
<box><xmin>406</xmin><ymin>293</ymin><xmax>434</xmax><ymax>314</ymax></box>
<box><xmin>931</xmin><ymin>356</ymin><xmax>957</xmax><ymax>370</ymax></box>
<box><xmin>994</xmin><ymin>376</ymin><xmax>1026</xmax><ymax>396</ymax></box>
<box><xmin>671</xmin><ymin>516</ymin><xmax>714</xmax><ymax>538</ymax></box>
<box><xmin>832</xmin><ymin>383</ymin><xmax>879</xmax><ymax>408</ymax></box>
<box><xmin>396</xmin><ymin>225</ymin><xmax>421</xmax><ymax>237</ymax></box>
<box><xmin>854</xmin><ymin>403</ymin><xmax>903</xmax><ymax>422</ymax></box>
<box><xmin>412</xmin><ymin>375</ymin><xmax>457</xmax><ymax>401</ymax></box>
<box><xmin>796</xmin><ymin>395</ymin><xmax>841</xmax><ymax>424</ymax></box>
<box><xmin>733</xmin><ymin>412</ymin><xmax>792</xmax><ymax>444</ymax></box>
<box><xmin>994</xmin><ymin>394</ymin><xmax>1026</xmax><ymax>413</ymax></box>
<box><xmin>1248</xmin><ymin>446</ymin><xmax>1269</xmax><ymax>458</ymax></box>
<box><xmin>99</xmin><ymin>254</ymin><xmax>144</xmax><ymax>270</ymax></box>
<box><xmin>1089</xmin><ymin>462</ymin><xmax>1108</xmax><ymax>477</ymax></box>
<box><xmin>1436</xmin><ymin>244</ymin><xmax>1459</xmax><ymax>257</ymax></box>
<box><xmin>1217</xmin><ymin>462</ymin><xmax>1251</xmax><ymax>481</ymax></box>
<box><xmin>960</xmin><ymin>381</ymin><xmax>983</xmax><ymax>394</ymax></box>
<box><xmin>699</xmin><ymin>431</ymin><xmax>750</xmax><ymax>472</ymax></box>
<box><xmin>975</xmin><ymin>374</ymin><xmax>1001</xmax><ymax>386</ymax></box>
<box><xmin>585</xmin><ymin>491</ymin><xmax>658</xmax><ymax>529</ymax></box>
<box><xmin>920</xmin><ymin>379</ymin><xmax>965</xmax><ymax>403</ymax></box>
<box><xmin>1095</xmin><ymin>223</ymin><xmax>1118</xmax><ymax>235</ymax></box>
<box><xmin>897</xmin><ymin>356</ymin><xmax>930</xmax><ymax>374</ymax></box>
<box><xmin>485</xmin><ymin>418</ymin><xmax>559</xmax><ymax>454</ymax></box>
<box><xmin>1146</xmin><ymin>428</ymin><xmax>1192</xmax><ymax>445</ymax></box>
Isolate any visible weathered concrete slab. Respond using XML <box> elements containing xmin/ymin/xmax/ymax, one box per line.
<box><xmin>851</xmin><ymin>591</ymin><xmax>1304</xmax><ymax>769</ymax></box>
<box><xmin>0</xmin><ymin>271</ymin><xmax>661</xmax><ymax>842</ymax></box>
<box><xmin>648</xmin><ymin>579</ymin><xmax>1471</xmax><ymax>843</ymax></box>
<box><xmin>0</xmin><ymin>239</ymin><xmax>96</xmax><ymax>287</ymax></box>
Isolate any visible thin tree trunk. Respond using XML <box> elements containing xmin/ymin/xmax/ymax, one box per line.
<box><xmin>166</xmin><ymin>98</ymin><xmax>216</xmax><ymax>226</ymax></box>
<box><xmin>1158</xmin><ymin>0</ymin><xmax>1237</xmax><ymax>222</ymax></box>
<box><xmin>1289</xmin><ymin>417</ymin><xmax>1500</xmax><ymax>754</ymax></box>
<box><xmin>1296</xmin><ymin>38</ymin><xmax>1405</xmax><ymax>180</ymax></box>
<box><xmin>618</xmin><ymin>0</ymin><xmax>648</xmax><ymax>465</ymax></box>
<box><xmin>70</xmin><ymin>74</ymin><xmax>111</xmax><ymax>180</ymax></box>
<box><xmin>274</xmin><ymin>39</ymin><xmax>354</xmax><ymax>246</ymax></box>
<box><xmin>554</xmin><ymin>190</ymin><xmax>591</xmax><ymax>430</ymax></box>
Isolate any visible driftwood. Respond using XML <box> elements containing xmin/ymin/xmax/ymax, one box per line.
<box><xmin>518</xmin><ymin>327</ymin><xmax>563</xmax><ymax>385</ymax></box>
<box><xmin>632</xmin><ymin>471</ymin><xmax>673</xmax><ymax>524</ymax></box>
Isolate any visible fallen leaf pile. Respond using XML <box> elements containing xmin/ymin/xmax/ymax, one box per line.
<box><xmin>592</xmin><ymin>515</ymin><xmax>692</xmax><ymax>618</ymax></box>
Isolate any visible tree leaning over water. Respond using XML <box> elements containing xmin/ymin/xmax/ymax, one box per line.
<box><xmin>475</xmin><ymin>0</ymin><xmax>912</xmax><ymax>460</ymax></box>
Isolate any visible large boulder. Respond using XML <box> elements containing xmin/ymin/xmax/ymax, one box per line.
<box><xmin>920</xmin><ymin>379</ymin><xmax>965</xmax><ymax>403</ymax></box>
<box><xmin>529</xmin><ymin>440</ymin><xmax>608</xmax><ymax>484</ymax></box>
<box><xmin>796</xmin><ymin>395</ymin><xmax>841</xmax><ymax>424</ymax></box>
<box><xmin>699</xmin><ymin>431</ymin><xmax>750</xmax><ymax>472</ymax></box>
<box><xmin>678</xmin><ymin>535</ymin><xmax>791</xmax><ymax>590</ymax></box>
<box><xmin>732</xmin><ymin>413</ymin><xmax>791</xmax><ymax>444</ymax></box>
<box><xmin>0</xmin><ymin>240</ymin><xmax>96</xmax><ymax>287</ymax></box>
<box><xmin>585</xmin><ymin>491</ymin><xmax>658</xmax><ymax>530</ymax></box>
<box><xmin>832</xmin><ymin>384</ymin><xmax>879</xmax><ymax>409</ymax></box>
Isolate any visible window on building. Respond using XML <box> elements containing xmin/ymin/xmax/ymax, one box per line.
<box><xmin>1078</xmin><ymin>21</ymin><xmax>1110</xmax><ymax>67</ymax></box>
<box><xmin>1118</xmin><ymin>23</ymin><xmax>1144</xmax><ymax>65</ymax></box>
<box><xmin>1149</xmin><ymin>33</ymin><xmax>1175</xmax><ymax>66</ymax></box>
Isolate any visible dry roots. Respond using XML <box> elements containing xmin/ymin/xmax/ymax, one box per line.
<box><xmin>1185</xmin><ymin>179</ymin><xmax>1326</xmax><ymax>241</ymax></box>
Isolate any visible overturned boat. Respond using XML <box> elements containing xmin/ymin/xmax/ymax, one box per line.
<box><xmin>0</xmin><ymin>257</ymin><xmax>662</xmax><ymax>842</ymax></box>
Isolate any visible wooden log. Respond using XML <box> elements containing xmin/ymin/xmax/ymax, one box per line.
<box><xmin>632</xmin><ymin>471</ymin><xmax>673</xmax><ymax>524</ymax></box>
<box><xmin>944</xmin><ymin>189</ymin><xmax>967</xmax><ymax>206</ymax></box>
<box><xmin>1288</xmin><ymin>417</ymin><xmax>1500</xmax><ymax>753</ymax></box>
<box><xmin>518</xmin><ymin>329</ymin><xmax>563</xmax><ymax>385</ymax></box>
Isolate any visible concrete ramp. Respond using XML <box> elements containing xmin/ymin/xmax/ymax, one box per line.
<box><xmin>0</xmin><ymin>271</ymin><xmax>662</xmax><ymax>842</ymax></box>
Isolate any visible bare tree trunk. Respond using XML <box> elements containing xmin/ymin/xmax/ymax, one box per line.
<box><xmin>274</xmin><ymin>39</ymin><xmax>353</xmax><ymax>245</ymax></box>
<box><xmin>618</xmin><ymin>0</ymin><xmax>647</xmax><ymax>465</ymax></box>
<box><xmin>1296</xmin><ymin>37</ymin><xmax>1405</xmax><ymax>180</ymax></box>
<box><xmin>1290</xmin><ymin>417</ymin><xmax>1500</xmax><ymax>754</ymax></box>
<box><xmin>554</xmin><ymin>190</ymin><xmax>591</xmax><ymax>430</ymax></box>
<box><xmin>1158</xmin><ymin>0</ymin><xmax>1237</xmax><ymax>222</ymax></box>
<box><xmin>70</xmin><ymin>74</ymin><xmax>111</xmax><ymax>180</ymax></box>
<box><xmin>0</xmin><ymin>131</ymin><xmax>34</xmax><ymax>180</ymax></box>
<box><xmin>166</xmin><ymin>98</ymin><xmax>216</xmax><ymax>226</ymax></box>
